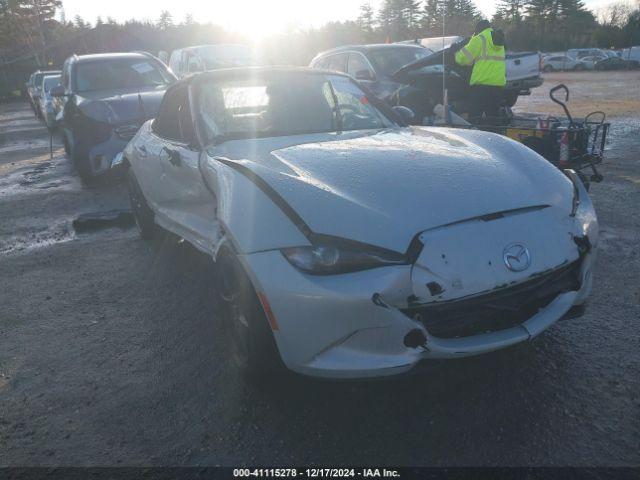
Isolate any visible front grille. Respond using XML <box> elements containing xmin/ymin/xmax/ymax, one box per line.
<box><xmin>402</xmin><ymin>260</ymin><xmax>582</xmax><ymax>339</ymax></box>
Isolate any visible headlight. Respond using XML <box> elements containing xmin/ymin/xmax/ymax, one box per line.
<box><xmin>282</xmin><ymin>240</ymin><xmax>406</xmax><ymax>275</ymax></box>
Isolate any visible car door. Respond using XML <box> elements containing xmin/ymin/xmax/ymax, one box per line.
<box><xmin>150</xmin><ymin>83</ymin><xmax>218</xmax><ymax>249</ymax></box>
<box><xmin>129</xmin><ymin>86</ymin><xmax>181</xmax><ymax>211</ymax></box>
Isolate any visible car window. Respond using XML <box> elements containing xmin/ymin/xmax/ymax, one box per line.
<box><xmin>75</xmin><ymin>58</ymin><xmax>172</xmax><ymax>93</ymax></box>
<box><xmin>326</xmin><ymin>54</ymin><xmax>347</xmax><ymax>72</ymax></box>
<box><xmin>328</xmin><ymin>75</ymin><xmax>390</xmax><ymax>130</ymax></box>
<box><xmin>367</xmin><ymin>46</ymin><xmax>430</xmax><ymax>76</ymax></box>
<box><xmin>347</xmin><ymin>53</ymin><xmax>374</xmax><ymax>78</ymax></box>
<box><xmin>34</xmin><ymin>73</ymin><xmax>46</xmax><ymax>89</ymax></box>
<box><xmin>198</xmin><ymin>45</ymin><xmax>253</xmax><ymax>69</ymax></box>
<box><xmin>153</xmin><ymin>85</ymin><xmax>190</xmax><ymax>141</ymax></box>
<box><xmin>197</xmin><ymin>73</ymin><xmax>395</xmax><ymax>144</ymax></box>
<box><xmin>313</xmin><ymin>57</ymin><xmax>329</xmax><ymax>69</ymax></box>
<box><xmin>43</xmin><ymin>76</ymin><xmax>61</xmax><ymax>92</ymax></box>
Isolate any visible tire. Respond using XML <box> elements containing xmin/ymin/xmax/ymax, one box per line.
<box><xmin>543</xmin><ymin>65</ymin><xmax>553</xmax><ymax>72</ymax></box>
<box><xmin>127</xmin><ymin>168</ymin><xmax>156</xmax><ymax>240</ymax></box>
<box><xmin>65</xmin><ymin>130</ymin><xmax>93</xmax><ymax>182</ymax></box>
<box><xmin>574</xmin><ymin>64</ymin><xmax>585</xmax><ymax>71</ymax></box>
<box><xmin>216</xmin><ymin>247</ymin><xmax>282</xmax><ymax>377</ymax></box>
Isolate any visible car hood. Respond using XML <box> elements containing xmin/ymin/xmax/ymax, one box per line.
<box><xmin>76</xmin><ymin>87</ymin><xmax>166</xmax><ymax>125</ymax></box>
<box><xmin>210</xmin><ymin>127</ymin><xmax>574</xmax><ymax>253</ymax></box>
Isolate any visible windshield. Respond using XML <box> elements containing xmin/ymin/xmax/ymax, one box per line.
<box><xmin>33</xmin><ymin>72</ymin><xmax>57</xmax><ymax>89</ymax></box>
<box><xmin>43</xmin><ymin>75</ymin><xmax>60</xmax><ymax>92</ymax></box>
<box><xmin>199</xmin><ymin>45</ymin><xmax>253</xmax><ymax>69</ymax></box>
<box><xmin>75</xmin><ymin>58</ymin><xmax>172</xmax><ymax>93</ymax></box>
<box><xmin>198</xmin><ymin>73</ymin><xmax>395</xmax><ymax>144</ymax></box>
<box><xmin>367</xmin><ymin>46</ymin><xmax>431</xmax><ymax>76</ymax></box>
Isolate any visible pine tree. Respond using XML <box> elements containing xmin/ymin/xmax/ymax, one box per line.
<box><xmin>421</xmin><ymin>0</ymin><xmax>441</xmax><ymax>34</ymax></box>
<box><xmin>557</xmin><ymin>0</ymin><xmax>596</xmax><ymax>47</ymax></box>
<box><xmin>378</xmin><ymin>0</ymin><xmax>411</xmax><ymax>40</ymax></box>
<box><xmin>495</xmin><ymin>0</ymin><xmax>524</xmax><ymax>24</ymax></box>
<box><xmin>439</xmin><ymin>0</ymin><xmax>481</xmax><ymax>35</ymax></box>
<box><xmin>5</xmin><ymin>0</ymin><xmax>61</xmax><ymax>66</ymax></box>
<box><xmin>357</xmin><ymin>2</ymin><xmax>376</xmax><ymax>32</ymax></box>
<box><xmin>403</xmin><ymin>0</ymin><xmax>422</xmax><ymax>35</ymax></box>
<box><xmin>183</xmin><ymin>13</ymin><xmax>194</xmax><ymax>26</ymax></box>
<box><xmin>158</xmin><ymin>10</ymin><xmax>173</xmax><ymax>30</ymax></box>
<box><xmin>524</xmin><ymin>0</ymin><xmax>555</xmax><ymax>48</ymax></box>
<box><xmin>377</xmin><ymin>0</ymin><xmax>394</xmax><ymax>36</ymax></box>
<box><xmin>74</xmin><ymin>14</ymin><xmax>86</xmax><ymax>29</ymax></box>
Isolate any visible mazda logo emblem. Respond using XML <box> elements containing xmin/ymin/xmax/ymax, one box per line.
<box><xmin>503</xmin><ymin>243</ymin><xmax>531</xmax><ymax>272</ymax></box>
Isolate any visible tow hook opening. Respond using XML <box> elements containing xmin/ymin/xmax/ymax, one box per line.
<box><xmin>574</xmin><ymin>235</ymin><xmax>592</xmax><ymax>254</ymax></box>
<box><xmin>404</xmin><ymin>329</ymin><xmax>427</xmax><ymax>348</ymax></box>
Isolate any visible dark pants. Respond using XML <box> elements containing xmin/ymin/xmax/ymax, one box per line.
<box><xmin>468</xmin><ymin>85</ymin><xmax>504</xmax><ymax>125</ymax></box>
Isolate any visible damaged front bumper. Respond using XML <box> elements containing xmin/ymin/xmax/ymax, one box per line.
<box><xmin>86</xmin><ymin>133</ymin><xmax>132</xmax><ymax>176</ymax></box>
<box><xmin>242</xmin><ymin>247</ymin><xmax>595</xmax><ymax>379</ymax></box>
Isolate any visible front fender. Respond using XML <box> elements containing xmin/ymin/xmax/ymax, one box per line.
<box><xmin>201</xmin><ymin>156</ymin><xmax>310</xmax><ymax>255</ymax></box>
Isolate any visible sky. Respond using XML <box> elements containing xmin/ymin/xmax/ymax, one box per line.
<box><xmin>60</xmin><ymin>0</ymin><xmax>618</xmax><ymax>37</ymax></box>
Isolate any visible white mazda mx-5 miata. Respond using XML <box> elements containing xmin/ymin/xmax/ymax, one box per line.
<box><xmin>122</xmin><ymin>67</ymin><xmax>598</xmax><ymax>379</ymax></box>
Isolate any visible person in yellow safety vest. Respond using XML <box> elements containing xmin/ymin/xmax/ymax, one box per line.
<box><xmin>455</xmin><ymin>20</ymin><xmax>506</xmax><ymax>125</ymax></box>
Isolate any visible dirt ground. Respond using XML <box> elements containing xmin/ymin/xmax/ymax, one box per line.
<box><xmin>0</xmin><ymin>71</ymin><xmax>638</xmax><ymax>466</ymax></box>
<box><xmin>516</xmin><ymin>70</ymin><xmax>640</xmax><ymax>118</ymax></box>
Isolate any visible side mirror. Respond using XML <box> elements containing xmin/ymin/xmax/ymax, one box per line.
<box><xmin>355</xmin><ymin>69</ymin><xmax>374</xmax><ymax>81</ymax></box>
<box><xmin>50</xmin><ymin>85</ymin><xmax>66</xmax><ymax>97</ymax></box>
<box><xmin>392</xmin><ymin>105</ymin><xmax>415</xmax><ymax>124</ymax></box>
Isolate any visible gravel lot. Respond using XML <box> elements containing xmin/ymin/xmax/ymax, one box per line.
<box><xmin>0</xmin><ymin>71</ymin><xmax>638</xmax><ymax>466</ymax></box>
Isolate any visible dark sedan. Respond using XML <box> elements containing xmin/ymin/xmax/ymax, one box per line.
<box><xmin>595</xmin><ymin>56</ymin><xmax>639</xmax><ymax>70</ymax></box>
<box><xmin>51</xmin><ymin>52</ymin><xmax>176</xmax><ymax>180</ymax></box>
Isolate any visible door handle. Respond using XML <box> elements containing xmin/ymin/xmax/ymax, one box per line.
<box><xmin>162</xmin><ymin>146</ymin><xmax>182</xmax><ymax>166</ymax></box>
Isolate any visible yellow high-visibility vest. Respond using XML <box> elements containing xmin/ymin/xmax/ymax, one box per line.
<box><xmin>455</xmin><ymin>28</ymin><xmax>506</xmax><ymax>87</ymax></box>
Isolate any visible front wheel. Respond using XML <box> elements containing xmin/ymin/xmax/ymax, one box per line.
<box><xmin>216</xmin><ymin>248</ymin><xmax>283</xmax><ymax>377</ymax></box>
<box><xmin>127</xmin><ymin>168</ymin><xmax>156</xmax><ymax>240</ymax></box>
<box><xmin>65</xmin><ymin>130</ymin><xmax>93</xmax><ymax>181</ymax></box>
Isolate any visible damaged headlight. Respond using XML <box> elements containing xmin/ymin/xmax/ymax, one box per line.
<box><xmin>282</xmin><ymin>240</ymin><xmax>406</xmax><ymax>275</ymax></box>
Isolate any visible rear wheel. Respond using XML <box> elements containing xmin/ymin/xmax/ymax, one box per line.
<box><xmin>216</xmin><ymin>247</ymin><xmax>282</xmax><ymax>376</ymax></box>
<box><xmin>127</xmin><ymin>168</ymin><xmax>156</xmax><ymax>240</ymax></box>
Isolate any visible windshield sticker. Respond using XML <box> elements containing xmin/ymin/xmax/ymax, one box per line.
<box><xmin>131</xmin><ymin>62</ymin><xmax>154</xmax><ymax>74</ymax></box>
